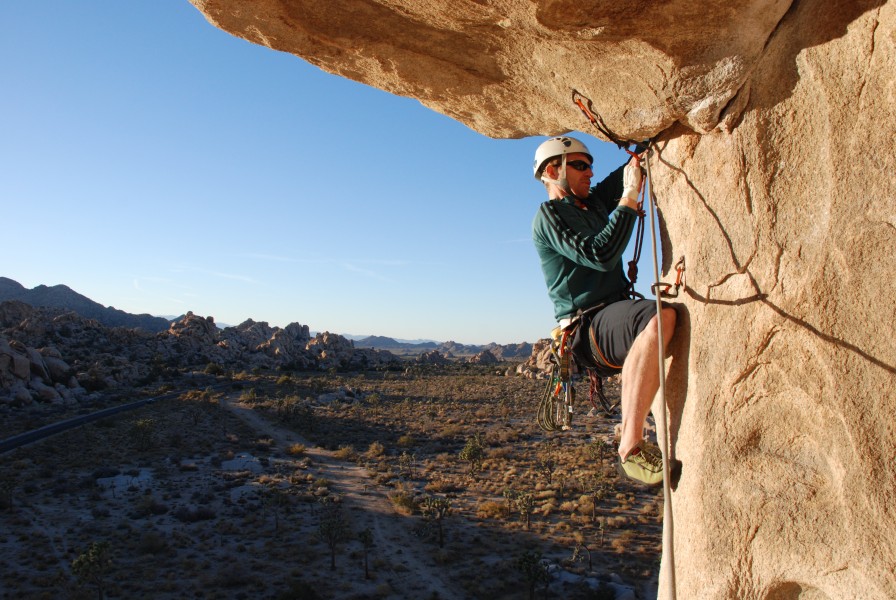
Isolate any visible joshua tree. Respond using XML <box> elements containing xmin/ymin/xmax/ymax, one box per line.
<box><xmin>0</xmin><ymin>477</ymin><xmax>14</xmax><ymax>511</ymax></box>
<box><xmin>420</xmin><ymin>495</ymin><xmax>452</xmax><ymax>548</ymax></box>
<box><xmin>358</xmin><ymin>527</ymin><xmax>374</xmax><ymax>579</ymax></box>
<box><xmin>587</xmin><ymin>438</ymin><xmax>610</xmax><ymax>466</ymax></box>
<box><xmin>580</xmin><ymin>471</ymin><xmax>610</xmax><ymax>522</ymax></box>
<box><xmin>367</xmin><ymin>393</ymin><xmax>382</xmax><ymax>418</ymax></box>
<box><xmin>504</xmin><ymin>489</ymin><xmax>535</xmax><ymax>529</ymax></box>
<box><xmin>72</xmin><ymin>541</ymin><xmax>112</xmax><ymax>600</ymax></box>
<box><xmin>515</xmin><ymin>548</ymin><xmax>549</xmax><ymax>600</ymax></box>
<box><xmin>261</xmin><ymin>486</ymin><xmax>290</xmax><ymax>533</ymax></box>
<box><xmin>458</xmin><ymin>433</ymin><xmax>485</xmax><ymax>478</ymax></box>
<box><xmin>572</xmin><ymin>531</ymin><xmax>594</xmax><ymax>571</ymax></box>
<box><xmin>398</xmin><ymin>451</ymin><xmax>416</xmax><ymax>478</ymax></box>
<box><xmin>131</xmin><ymin>418</ymin><xmax>156</xmax><ymax>451</ymax></box>
<box><xmin>536</xmin><ymin>453</ymin><xmax>558</xmax><ymax>485</ymax></box>
<box><xmin>317</xmin><ymin>497</ymin><xmax>348</xmax><ymax>570</ymax></box>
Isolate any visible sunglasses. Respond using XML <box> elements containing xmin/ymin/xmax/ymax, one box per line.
<box><xmin>566</xmin><ymin>160</ymin><xmax>592</xmax><ymax>172</ymax></box>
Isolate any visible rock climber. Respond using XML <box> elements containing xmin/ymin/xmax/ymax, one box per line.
<box><xmin>531</xmin><ymin>135</ymin><xmax>676</xmax><ymax>486</ymax></box>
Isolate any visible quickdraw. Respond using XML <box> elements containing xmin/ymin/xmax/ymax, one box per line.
<box><xmin>651</xmin><ymin>256</ymin><xmax>686</xmax><ymax>298</ymax></box>
<box><xmin>572</xmin><ymin>89</ymin><xmax>639</xmax><ymax>153</ymax></box>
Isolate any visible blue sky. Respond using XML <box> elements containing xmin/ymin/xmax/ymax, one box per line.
<box><xmin>2</xmin><ymin>1</ymin><xmax>656</xmax><ymax>345</ymax></box>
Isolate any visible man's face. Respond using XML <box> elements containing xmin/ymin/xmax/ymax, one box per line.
<box><xmin>547</xmin><ymin>152</ymin><xmax>593</xmax><ymax>199</ymax></box>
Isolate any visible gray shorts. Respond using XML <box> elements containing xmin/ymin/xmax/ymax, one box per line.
<box><xmin>573</xmin><ymin>299</ymin><xmax>658</xmax><ymax>376</ymax></box>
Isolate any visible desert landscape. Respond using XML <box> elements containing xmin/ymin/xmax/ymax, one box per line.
<box><xmin>0</xmin><ymin>364</ymin><xmax>664</xmax><ymax>599</ymax></box>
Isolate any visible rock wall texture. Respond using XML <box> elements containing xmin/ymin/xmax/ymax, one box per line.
<box><xmin>189</xmin><ymin>1</ymin><xmax>895</xmax><ymax>599</ymax></box>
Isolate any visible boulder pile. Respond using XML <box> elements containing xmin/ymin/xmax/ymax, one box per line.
<box><xmin>0</xmin><ymin>301</ymin><xmax>400</xmax><ymax>407</ymax></box>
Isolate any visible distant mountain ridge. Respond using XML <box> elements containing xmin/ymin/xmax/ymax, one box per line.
<box><xmin>353</xmin><ymin>335</ymin><xmax>532</xmax><ymax>359</ymax></box>
<box><xmin>0</xmin><ymin>277</ymin><xmax>533</xmax><ymax>354</ymax></box>
<box><xmin>352</xmin><ymin>335</ymin><xmax>438</xmax><ymax>350</ymax></box>
<box><xmin>0</xmin><ymin>277</ymin><xmax>172</xmax><ymax>333</ymax></box>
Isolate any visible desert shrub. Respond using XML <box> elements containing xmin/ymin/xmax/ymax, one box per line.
<box><xmin>388</xmin><ymin>483</ymin><xmax>418</xmax><ymax>516</ymax></box>
<box><xmin>277</xmin><ymin>581</ymin><xmax>322</xmax><ymax>600</ymax></box>
<box><xmin>424</xmin><ymin>479</ymin><xmax>462</xmax><ymax>494</ymax></box>
<box><xmin>131</xmin><ymin>418</ymin><xmax>156</xmax><ymax>451</ymax></box>
<box><xmin>593</xmin><ymin>581</ymin><xmax>618</xmax><ymax>600</ymax></box>
<box><xmin>476</xmin><ymin>500</ymin><xmax>508</xmax><ymax>520</ymax></box>
<box><xmin>366</xmin><ymin>441</ymin><xmax>385</xmax><ymax>458</ymax></box>
<box><xmin>436</xmin><ymin>424</ymin><xmax>464</xmax><ymax>439</ymax></box>
<box><xmin>333</xmin><ymin>445</ymin><xmax>358</xmax><ymax>461</ymax></box>
<box><xmin>487</xmin><ymin>446</ymin><xmax>515</xmax><ymax>460</ymax></box>
<box><xmin>396</xmin><ymin>434</ymin><xmax>416</xmax><ymax>447</ymax></box>
<box><xmin>286</xmin><ymin>443</ymin><xmax>306</xmax><ymax>456</ymax></box>
<box><xmin>204</xmin><ymin>362</ymin><xmax>224</xmax><ymax>375</ymax></box>
<box><xmin>131</xmin><ymin>494</ymin><xmax>169</xmax><ymax>518</ymax></box>
<box><xmin>172</xmin><ymin>506</ymin><xmax>216</xmax><ymax>523</ymax></box>
<box><xmin>137</xmin><ymin>531</ymin><xmax>168</xmax><ymax>555</ymax></box>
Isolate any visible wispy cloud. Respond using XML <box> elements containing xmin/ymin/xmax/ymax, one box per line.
<box><xmin>167</xmin><ymin>265</ymin><xmax>257</xmax><ymax>284</ymax></box>
<box><xmin>236</xmin><ymin>253</ymin><xmax>323</xmax><ymax>264</ymax></box>
<box><xmin>339</xmin><ymin>262</ymin><xmax>394</xmax><ymax>283</ymax></box>
<box><xmin>238</xmin><ymin>252</ymin><xmax>414</xmax><ymax>268</ymax></box>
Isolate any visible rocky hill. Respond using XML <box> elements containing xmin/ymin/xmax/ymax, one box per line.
<box><xmin>0</xmin><ymin>300</ymin><xmax>402</xmax><ymax>407</ymax></box>
<box><xmin>0</xmin><ymin>277</ymin><xmax>171</xmax><ymax>332</ymax></box>
<box><xmin>0</xmin><ymin>299</ymin><xmax>548</xmax><ymax>409</ymax></box>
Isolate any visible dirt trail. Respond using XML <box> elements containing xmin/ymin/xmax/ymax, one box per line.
<box><xmin>223</xmin><ymin>396</ymin><xmax>466</xmax><ymax>600</ymax></box>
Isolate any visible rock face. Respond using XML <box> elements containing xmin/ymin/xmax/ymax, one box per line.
<box><xmin>189</xmin><ymin>1</ymin><xmax>896</xmax><ymax>599</ymax></box>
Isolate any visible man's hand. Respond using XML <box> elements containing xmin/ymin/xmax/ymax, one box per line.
<box><xmin>622</xmin><ymin>156</ymin><xmax>644</xmax><ymax>200</ymax></box>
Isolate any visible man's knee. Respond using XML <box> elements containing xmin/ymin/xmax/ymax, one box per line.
<box><xmin>661</xmin><ymin>306</ymin><xmax>677</xmax><ymax>333</ymax></box>
<box><xmin>638</xmin><ymin>306</ymin><xmax>676</xmax><ymax>341</ymax></box>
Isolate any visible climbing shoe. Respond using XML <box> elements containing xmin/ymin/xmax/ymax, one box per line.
<box><xmin>617</xmin><ymin>442</ymin><xmax>664</xmax><ymax>486</ymax></box>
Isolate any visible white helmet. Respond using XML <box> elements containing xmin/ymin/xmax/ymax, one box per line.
<box><xmin>533</xmin><ymin>136</ymin><xmax>593</xmax><ymax>181</ymax></box>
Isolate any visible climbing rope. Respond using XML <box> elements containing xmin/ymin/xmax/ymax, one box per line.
<box><xmin>644</xmin><ymin>145</ymin><xmax>678</xmax><ymax>600</ymax></box>
<box><xmin>572</xmin><ymin>89</ymin><xmax>679</xmax><ymax>600</ymax></box>
<box><xmin>537</xmin><ymin>328</ymin><xmax>575</xmax><ymax>431</ymax></box>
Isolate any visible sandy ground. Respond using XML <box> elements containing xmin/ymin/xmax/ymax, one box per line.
<box><xmin>0</xmin><ymin>370</ymin><xmax>663</xmax><ymax>599</ymax></box>
<box><xmin>224</xmin><ymin>395</ymin><xmax>468</xmax><ymax>600</ymax></box>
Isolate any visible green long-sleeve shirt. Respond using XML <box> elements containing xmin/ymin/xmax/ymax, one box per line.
<box><xmin>532</xmin><ymin>164</ymin><xmax>638</xmax><ymax>321</ymax></box>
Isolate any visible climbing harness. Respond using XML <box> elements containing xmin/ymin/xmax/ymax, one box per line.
<box><xmin>537</xmin><ymin>316</ymin><xmax>620</xmax><ymax>432</ymax></box>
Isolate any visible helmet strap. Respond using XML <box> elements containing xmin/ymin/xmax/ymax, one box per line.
<box><xmin>541</xmin><ymin>155</ymin><xmax>571</xmax><ymax>196</ymax></box>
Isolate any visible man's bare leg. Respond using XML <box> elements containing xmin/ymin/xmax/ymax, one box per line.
<box><xmin>618</xmin><ymin>307</ymin><xmax>677</xmax><ymax>459</ymax></box>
